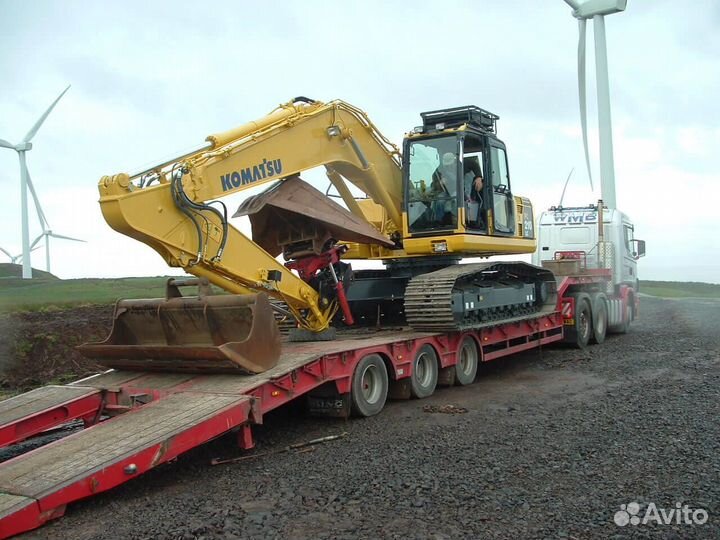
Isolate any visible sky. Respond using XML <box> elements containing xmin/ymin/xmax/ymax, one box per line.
<box><xmin>0</xmin><ymin>0</ymin><xmax>718</xmax><ymax>283</ymax></box>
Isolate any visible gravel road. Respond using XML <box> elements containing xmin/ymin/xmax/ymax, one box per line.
<box><xmin>27</xmin><ymin>296</ymin><xmax>720</xmax><ymax>539</ymax></box>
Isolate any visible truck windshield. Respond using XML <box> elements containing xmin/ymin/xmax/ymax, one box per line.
<box><xmin>406</xmin><ymin>136</ymin><xmax>459</xmax><ymax>233</ymax></box>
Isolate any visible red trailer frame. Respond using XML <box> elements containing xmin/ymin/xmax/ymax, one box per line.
<box><xmin>0</xmin><ymin>274</ymin><xmax>633</xmax><ymax>539</ymax></box>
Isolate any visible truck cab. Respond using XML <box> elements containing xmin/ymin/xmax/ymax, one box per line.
<box><xmin>532</xmin><ymin>204</ymin><xmax>646</xmax><ymax>292</ymax></box>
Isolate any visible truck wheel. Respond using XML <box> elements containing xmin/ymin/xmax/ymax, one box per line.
<box><xmin>351</xmin><ymin>354</ymin><xmax>388</xmax><ymax>417</ymax></box>
<box><xmin>590</xmin><ymin>296</ymin><xmax>608</xmax><ymax>345</ymax></box>
<box><xmin>615</xmin><ymin>303</ymin><xmax>633</xmax><ymax>334</ymax></box>
<box><xmin>410</xmin><ymin>344</ymin><xmax>438</xmax><ymax>398</ymax></box>
<box><xmin>571</xmin><ymin>297</ymin><xmax>592</xmax><ymax>348</ymax></box>
<box><xmin>454</xmin><ymin>336</ymin><xmax>479</xmax><ymax>386</ymax></box>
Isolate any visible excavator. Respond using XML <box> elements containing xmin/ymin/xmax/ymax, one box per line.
<box><xmin>80</xmin><ymin>98</ymin><xmax>555</xmax><ymax>374</ymax></box>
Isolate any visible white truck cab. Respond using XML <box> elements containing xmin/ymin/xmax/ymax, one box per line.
<box><xmin>532</xmin><ymin>203</ymin><xmax>646</xmax><ymax>291</ymax></box>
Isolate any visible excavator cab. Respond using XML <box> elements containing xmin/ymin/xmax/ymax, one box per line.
<box><xmin>404</xmin><ymin>106</ymin><xmax>514</xmax><ymax>236</ymax></box>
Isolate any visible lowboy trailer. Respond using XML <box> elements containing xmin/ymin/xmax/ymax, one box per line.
<box><xmin>0</xmin><ymin>268</ymin><xmax>636</xmax><ymax>538</ymax></box>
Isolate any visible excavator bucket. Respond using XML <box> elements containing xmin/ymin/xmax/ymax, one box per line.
<box><xmin>78</xmin><ymin>278</ymin><xmax>280</xmax><ymax>374</ymax></box>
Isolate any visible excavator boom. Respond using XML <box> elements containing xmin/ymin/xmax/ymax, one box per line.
<box><xmin>82</xmin><ymin>98</ymin><xmax>404</xmax><ymax>373</ymax></box>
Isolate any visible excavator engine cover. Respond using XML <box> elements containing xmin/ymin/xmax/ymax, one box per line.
<box><xmin>78</xmin><ymin>278</ymin><xmax>280</xmax><ymax>374</ymax></box>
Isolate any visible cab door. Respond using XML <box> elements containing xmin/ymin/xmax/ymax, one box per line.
<box><xmin>488</xmin><ymin>142</ymin><xmax>515</xmax><ymax>234</ymax></box>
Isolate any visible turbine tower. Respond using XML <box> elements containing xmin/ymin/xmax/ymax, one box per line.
<box><xmin>0</xmin><ymin>85</ymin><xmax>71</xmax><ymax>278</ymax></box>
<box><xmin>563</xmin><ymin>0</ymin><xmax>627</xmax><ymax>209</ymax></box>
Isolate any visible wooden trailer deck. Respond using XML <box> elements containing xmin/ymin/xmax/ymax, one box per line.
<box><xmin>0</xmin><ymin>311</ymin><xmax>566</xmax><ymax>538</ymax></box>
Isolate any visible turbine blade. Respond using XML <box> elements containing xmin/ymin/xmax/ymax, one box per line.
<box><xmin>49</xmin><ymin>233</ymin><xmax>85</xmax><ymax>243</ymax></box>
<box><xmin>30</xmin><ymin>234</ymin><xmax>45</xmax><ymax>250</ymax></box>
<box><xmin>578</xmin><ymin>19</ymin><xmax>594</xmax><ymax>191</ymax></box>
<box><xmin>559</xmin><ymin>168</ymin><xmax>575</xmax><ymax>207</ymax></box>
<box><xmin>25</xmin><ymin>169</ymin><xmax>50</xmax><ymax>230</ymax></box>
<box><xmin>0</xmin><ymin>138</ymin><xmax>14</xmax><ymax>149</ymax></box>
<box><xmin>0</xmin><ymin>246</ymin><xmax>13</xmax><ymax>259</ymax></box>
<box><xmin>23</xmin><ymin>85</ymin><xmax>71</xmax><ymax>143</ymax></box>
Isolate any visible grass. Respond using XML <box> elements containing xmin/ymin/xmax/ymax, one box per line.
<box><xmin>640</xmin><ymin>280</ymin><xmax>720</xmax><ymax>299</ymax></box>
<box><xmin>0</xmin><ymin>263</ymin><xmax>718</xmax><ymax>312</ymax></box>
<box><xmin>0</xmin><ymin>263</ymin><xmax>58</xmax><ymax>280</ymax></box>
<box><xmin>0</xmin><ymin>275</ymin><xmax>173</xmax><ymax>312</ymax></box>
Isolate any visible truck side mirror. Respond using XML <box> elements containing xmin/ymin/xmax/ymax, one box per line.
<box><xmin>631</xmin><ymin>239</ymin><xmax>646</xmax><ymax>259</ymax></box>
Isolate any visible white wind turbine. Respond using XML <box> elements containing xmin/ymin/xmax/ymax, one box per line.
<box><xmin>27</xmin><ymin>189</ymin><xmax>85</xmax><ymax>274</ymax></box>
<box><xmin>563</xmin><ymin>0</ymin><xmax>627</xmax><ymax>210</ymax></box>
<box><xmin>0</xmin><ymin>244</ymin><xmax>42</xmax><ymax>265</ymax></box>
<box><xmin>0</xmin><ymin>85</ymin><xmax>81</xmax><ymax>278</ymax></box>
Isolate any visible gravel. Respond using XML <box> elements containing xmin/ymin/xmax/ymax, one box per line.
<box><xmin>27</xmin><ymin>295</ymin><xmax>720</xmax><ymax>539</ymax></box>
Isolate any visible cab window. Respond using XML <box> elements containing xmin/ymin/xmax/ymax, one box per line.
<box><xmin>406</xmin><ymin>137</ymin><xmax>459</xmax><ymax>232</ymax></box>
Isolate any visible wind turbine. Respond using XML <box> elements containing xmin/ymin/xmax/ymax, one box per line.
<box><xmin>563</xmin><ymin>0</ymin><xmax>627</xmax><ymax>210</ymax></box>
<box><xmin>0</xmin><ymin>85</ymin><xmax>71</xmax><ymax>279</ymax></box>
<box><xmin>28</xmin><ymin>198</ymin><xmax>85</xmax><ymax>273</ymax></box>
<box><xmin>0</xmin><ymin>244</ymin><xmax>42</xmax><ymax>265</ymax></box>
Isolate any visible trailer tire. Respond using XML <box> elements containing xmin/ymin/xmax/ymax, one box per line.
<box><xmin>454</xmin><ymin>336</ymin><xmax>479</xmax><ymax>386</ymax></box>
<box><xmin>569</xmin><ymin>297</ymin><xmax>592</xmax><ymax>349</ymax></box>
<box><xmin>590</xmin><ymin>295</ymin><xmax>608</xmax><ymax>345</ymax></box>
<box><xmin>351</xmin><ymin>354</ymin><xmax>388</xmax><ymax>417</ymax></box>
<box><xmin>410</xmin><ymin>344</ymin><xmax>438</xmax><ymax>398</ymax></box>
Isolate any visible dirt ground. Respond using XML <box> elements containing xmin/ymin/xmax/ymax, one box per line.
<box><xmin>0</xmin><ymin>306</ymin><xmax>111</xmax><ymax>392</ymax></box>
<box><xmin>6</xmin><ymin>295</ymin><xmax>720</xmax><ymax>539</ymax></box>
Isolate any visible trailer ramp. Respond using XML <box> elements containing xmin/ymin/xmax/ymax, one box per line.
<box><xmin>0</xmin><ymin>389</ymin><xmax>252</xmax><ymax>538</ymax></box>
<box><xmin>0</xmin><ymin>386</ymin><xmax>102</xmax><ymax>448</ymax></box>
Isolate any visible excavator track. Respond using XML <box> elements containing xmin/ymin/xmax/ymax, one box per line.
<box><xmin>404</xmin><ymin>262</ymin><xmax>557</xmax><ymax>332</ymax></box>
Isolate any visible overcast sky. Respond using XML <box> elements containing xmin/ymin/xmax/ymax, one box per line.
<box><xmin>0</xmin><ymin>0</ymin><xmax>718</xmax><ymax>283</ymax></box>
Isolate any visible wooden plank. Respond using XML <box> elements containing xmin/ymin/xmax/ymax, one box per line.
<box><xmin>187</xmin><ymin>329</ymin><xmax>437</xmax><ymax>394</ymax></box>
<box><xmin>0</xmin><ymin>386</ymin><xmax>98</xmax><ymax>428</ymax></box>
<box><xmin>0</xmin><ymin>493</ymin><xmax>33</xmax><ymax>517</ymax></box>
<box><xmin>0</xmin><ymin>392</ymin><xmax>247</xmax><ymax>499</ymax></box>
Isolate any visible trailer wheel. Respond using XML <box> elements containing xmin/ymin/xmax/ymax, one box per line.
<box><xmin>590</xmin><ymin>296</ymin><xmax>608</xmax><ymax>345</ymax></box>
<box><xmin>410</xmin><ymin>344</ymin><xmax>439</xmax><ymax>398</ymax></box>
<box><xmin>351</xmin><ymin>354</ymin><xmax>388</xmax><ymax>417</ymax></box>
<box><xmin>454</xmin><ymin>336</ymin><xmax>479</xmax><ymax>386</ymax></box>
<box><xmin>570</xmin><ymin>297</ymin><xmax>592</xmax><ymax>348</ymax></box>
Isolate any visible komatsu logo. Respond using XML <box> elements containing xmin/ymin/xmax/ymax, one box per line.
<box><xmin>220</xmin><ymin>158</ymin><xmax>283</xmax><ymax>191</ymax></box>
<box><xmin>554</xmin><ymin>211</ymin><xmax>598</xmax><ymax>224</ymax></box>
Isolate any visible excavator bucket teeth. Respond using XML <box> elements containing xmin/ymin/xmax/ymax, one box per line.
<box><xmin>78</xmin><ymin>292</ymin><xmax>280</xmax><ymax>374</ymax></box>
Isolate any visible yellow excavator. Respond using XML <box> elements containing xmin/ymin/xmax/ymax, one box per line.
<box><xmin>80</xmin><ymin>97</ymin><xmax>555</xmax><ymax>374</ymax></box>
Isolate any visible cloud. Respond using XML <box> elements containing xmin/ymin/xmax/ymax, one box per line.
<box><xmin>0</xmin><ymin>0</ymin><xmax>718</xmax><ymax>283</ymax></box>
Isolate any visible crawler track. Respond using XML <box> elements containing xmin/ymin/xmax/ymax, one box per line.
<box><xmin>404</xmin><ymin>262</ymin><xmax>557</xmax><ymax>331</ymax></box>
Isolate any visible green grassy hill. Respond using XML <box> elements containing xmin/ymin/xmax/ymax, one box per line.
<box><xmin>640</xmin><ymin>280</ymin><xmax>720</xmax><ymax>299</ymax></box>
<box><xmin>0</xmin><ymin>263</ymin><xmax>59</xmax><ymax>280</ymax></box>
<box><xmin>0</xmin><ymin>272</ymin><xmax>173</xmax><ymax>312</ymax></box>
<box><xmin>0</xmin><ymin>262</ymin><xmax>718</xmax><ymax>313</ymax></box>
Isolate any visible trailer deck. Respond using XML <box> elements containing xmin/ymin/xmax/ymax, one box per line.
<box><xmin>0</xmin><ymin>310</ymin><xmax>567</xmax><ymax>538</ymax></box>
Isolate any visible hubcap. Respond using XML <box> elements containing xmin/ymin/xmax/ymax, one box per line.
<box><xmin>361</xmin><ymin>364</ymin><xmax>381</xmax><ymax>403</ymax></box>
<box><xmin>415</xmin><ymin>352</ymin><xmax>433</xmax><ymax>386</ymax></box>
<box><xmin>580</xmin><ymin>310</ymin><xmax>590</xmax><ymax>339</ymax></box>
<box><xmin>459</xmin><ymin>342</ymin><xmax>474</xmax><ymax>375</ymax></box>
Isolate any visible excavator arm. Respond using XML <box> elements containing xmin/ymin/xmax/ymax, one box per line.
<box><xmin>98</xmin><ymin>98</ymin><xmax>403</xmax><ymax>332</ymax></box>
